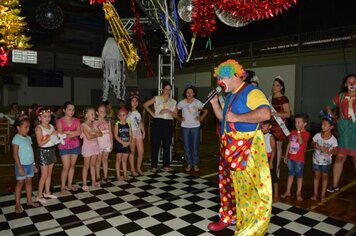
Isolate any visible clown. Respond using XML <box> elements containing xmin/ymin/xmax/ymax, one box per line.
<box><xmin>208</xmin><ymin>59</ymin><xmax>272</xmax><ymax>235</ymax></box>
<box><xmin>326</xmin><ymin>74</ymin><xmax>356</xmax><ymax>193</ymax></box>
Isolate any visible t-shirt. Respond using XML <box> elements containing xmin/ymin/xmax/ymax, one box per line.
<box><xmin>127</xmin><ymin>111</ymin><xmax>142</xmax><ymax>131</ymax></box>
<box><xmin>287</xmin><ymin>130</ymin><xmax>310</xmax><ymax>163</ymax></box>
<box><xmin>312</xmin><ymin>133</ymin><xmax>338</xmax><ymax>165</ymax></box>
<box><xmin>12</xmin><ymin>134</ymin><xmax>34</xmax><ymax>165</ymax></box>
<box><xmin>154</xmin><ymin>96</ymin><xmax>177</xmax><ymax>120</ymax></box>
<box><xmin>177</xmin><ymin>98</ymin><xmax>204</xmax><ymax>128</ymax></box>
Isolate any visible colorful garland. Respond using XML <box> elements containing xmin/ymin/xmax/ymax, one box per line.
<box><xmin>130</xmin><ymin>0</ymin><xmax>155</xmax><ymax>77</ymax></box>
<box><xmin>190</xmin><ymin>0</ymin><xmax>216</xmax><ymax>38</ymax></box>
<box><xmin>89</xmin><ymin>0</ymin><xmax>115</xmax><ymax>5</ymax></box>
<box><xmin>215</xmin><ymin>0</ymin><xmax>297</xmax><ymax>21</ymax></box>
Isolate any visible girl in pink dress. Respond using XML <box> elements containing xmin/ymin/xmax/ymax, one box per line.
<box><xmin>95</xmin><ymin>103</ymin><xmax>113</xmax><ymax>183</ymax></box>
<box><xmin>81</xmin><ymin>107</ymin><xmax>102</xmax><ymax>191</ymax></box>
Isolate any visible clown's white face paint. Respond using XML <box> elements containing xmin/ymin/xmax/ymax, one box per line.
<box><xmin>346</xmin><ymin>76</ymin><xmax>356</xmax><ymax>92</ymax></box>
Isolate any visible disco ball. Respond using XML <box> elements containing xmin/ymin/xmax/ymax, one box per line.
<box><xmin>215</xmin><ymin>8</ymin><xmax>250</xmax><ymax>28</ymax></box>
<box><xmin>177</xmin><ymin>0</ymin><xmax>193</xmax><ymax>23</ymax></box>
<box><xmin>36</xmin><ymin>2</ymin><xmax>64</xmax><ymax>30</ymax></box>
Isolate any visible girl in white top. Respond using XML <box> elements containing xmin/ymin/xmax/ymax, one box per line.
<box><xmin>95</xmin><ymin>103</ymin><xmax>113</xmax><ymax>183</ymax></box>
<box><xmin>311</xmin><ymin>117</ymin><xmax>338</xmax><ymax>202</ymax></box>
<box><xmin>35</xmin><ymin>107</ymin><xmax>59</xmax><ymax>204</ymax></box>
<box><xmin>143</xmin><ymin>82</ymin><xmax>177</xmax><ymax>173</ymax></box>
<box><xmin>127</xmin><ymin>93</ymin><xmax>146</xmax><ymax>176</ymax></box>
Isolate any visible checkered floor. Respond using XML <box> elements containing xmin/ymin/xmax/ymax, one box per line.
<box><xmin>0</xmin><ymin>171</ymin><xmax>354</xmax><ymax>236</ymax></box>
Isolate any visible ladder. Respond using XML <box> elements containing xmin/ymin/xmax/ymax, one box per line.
<box><xmin>157</xmin><ymin>53</ymin><xmax>174</xmax><ymax>97</ymax></box>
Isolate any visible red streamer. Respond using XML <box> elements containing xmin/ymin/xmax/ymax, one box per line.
<box><xmin>0</xmin><ymin>47</ymin><xmax>8</xmax><ymax>67</ymax></box>
<box><xmin>190</xmin><ymin>0</ymin><xmax>217</xmax><ymax>38</ymax></box>
<box><xmin>215</xmin><ymin>0</ymin><xmax>297</xmax><ymax>21</ymax></box>
<box><xmin>130</xmin><ymin>0</ymin><xmax>155</xmax><ymax>77</ymax></box>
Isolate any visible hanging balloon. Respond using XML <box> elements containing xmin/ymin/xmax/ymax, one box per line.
<box><xmin>215</xmin><ymin>8</ymin><xmax>250</xmax><ymax>27</ymax></box>
<box><xmin>177</xmin><ymin>0</ymin><xmax>193</xmax><ymax>22</ymax></box>
<box><xmin>35</xmin><ymin>2</ymin><xmax>64</xmax><ymax>30</ymax></box>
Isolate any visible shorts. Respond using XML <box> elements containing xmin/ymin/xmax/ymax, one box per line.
<box><xmin>59</xmin><ymin>146</ymin><xmax>81</xmax><ymax>156</ymax></box>
<box><xmin>287</xmin><ymin>159</ymin><xmax>304</xmax><ymax>178</ymax></box>
<box><xmin>132</xmin><ymin>129</ymin><xmax>143</xmax><ymax>139</ymax></box>
<box><xmin>115</xmin><ymin>146</ymin><xmax>130</xmax><ymax>154</ymax></box>
<box><xmin>15</xmin><ymin>164</ymin><xmax>34</xmax><ymax>180</ymax></box>
<box><xmin>37</xmin><ymin>146</ymin><xmax>57</xmax><ymax>166</ymax></box>
<box><xmin>313</xmin><ymin>164</ymin><xmax>331</xmax><ymax>173</ymax></box>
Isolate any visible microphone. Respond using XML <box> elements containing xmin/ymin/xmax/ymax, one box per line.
<box><xmin>202</xmin><ymin>86</ymin><xmax>222</xmax><ymax>107</ymax></box>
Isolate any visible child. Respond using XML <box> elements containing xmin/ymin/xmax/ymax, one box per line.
<box><xmin>311</xmin><ymin>116</ymin><xmax>338</xmax><ymax>202</ymax></box>
<box><xmin>81</xmin><ymin>107</ymin><xmax>102</xmax><ymax>191</ymax></box>
<box><xmin>35</xmin><ymin>107</ymin><xmax>58</xmax><ymax>204</ymax></box>
<box><xmin>12</xmin><ymin>115</ymin><xmax>39</xmax><ymax>213</ymax></box>
<box><xmin>95</xmin><ymin>103</ymin><xmax>113</xmax><ymax>183</ymax></box>
<box><xmin>262</xmin><ymin>120</ymin><xmax>279</xmax><ymax>202</ymax></box>
<box><xmin>56</xmin><ymin>102</ymin><xmax>81</xmax><ymax>195</ymax></box>
<box><xmin>281</xmin><ymin>113</ymin><xmax>310</xmax><ymax>201</ymax></box>
<box><xmin>127</xmin><ymin>94</ymin><xmax>145</xmax><ymax>176</ymax></box>
<box><xmin>114</xmin><ymin>107</ymin><xmax>131</xmax><ymax>181</ymax></box>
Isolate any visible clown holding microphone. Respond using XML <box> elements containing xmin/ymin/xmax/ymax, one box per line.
<box><xmin>208</xmin><ymin>59</ymin><xmax>272</xmax><ymax>235</ymax></box>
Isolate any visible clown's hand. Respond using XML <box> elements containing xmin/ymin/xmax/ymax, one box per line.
<box><xmin>225</xmin><ymin>111</ymin><xmax>238</xmax><ymax>123</ymax></box>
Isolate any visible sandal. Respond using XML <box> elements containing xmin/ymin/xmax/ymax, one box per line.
<box><xmin>131</xmin><ymin>171</ymin><xmax>139</xmax><ymax>177</ymax></box>
<box><xmin>151</xmin><ymin>168</ymin><xmax>157</xmax><ymax>173</ymax></box>
<box><xmin>137</xmin><ymin>170</ymin><xmax>144</xmax><ymax>176</ymax></box>
<box><xmin>15</xmin><ymin>205</ymin><xmax>23</xmax><ymax>213</ymax></box>
<box><xmin>67</xmin><ymin>185</ymin><xmax>78</xmax><ymax>192</ymax></box>
<box><xmin>164</xmin><ymin>167</ymin><xmax>173</xmax><ymax>172</ymax></box>
<box><xmin>82</xmin><ymin>185</ymin><xmax>89</xmax><ymax>192</ymax></box>
<box><xmin>27</xmin><ymin>202</ymin><xmax>39</xmax><ymax>208</ymax></box>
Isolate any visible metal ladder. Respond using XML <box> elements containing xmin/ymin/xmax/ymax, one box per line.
<box><xmin>158</xmin><ymin>53</ymin><xmax>174</xmax><ymax>97</ymax></box>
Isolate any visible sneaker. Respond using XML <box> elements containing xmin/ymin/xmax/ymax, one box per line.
<box><xmin>326</xmin><ymin>186</ymin><xmax>340</xmax><ymax>193</ymax></box>
<box><xmin>36</xmin><ymin>197</ymin><xmax>47</xmax><ymax>204</ymax></box>
<box><xmin>43</xmin><ymin>193</ymin><xmax>58</xmax><ymax>199</ymax></box>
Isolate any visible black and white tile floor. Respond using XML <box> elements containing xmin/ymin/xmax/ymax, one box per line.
<box><xmin>0</xmin><ymin>171</ymin><xmax>354</xmax><ymax>236</ymax></box>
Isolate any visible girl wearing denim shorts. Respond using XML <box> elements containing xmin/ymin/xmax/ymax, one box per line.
<box><xmin>56</xmin><ymin>102</ymin><xmax>81</xmax><ymax>195</ymax></box>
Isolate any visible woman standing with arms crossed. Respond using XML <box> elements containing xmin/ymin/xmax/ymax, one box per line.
<box><xmin>270</xmin><ymin>76</ymin><xmax>291</xmax><ymax>177</ymax></box>
<box><xmin>177</xmin><ymin>85</ymin><xmax>208</xmax><ymax>172</ymax></box>
<box><xmin>57</xmin><ymin>102</ymin><xmax>81</xmax><ymax>195</ymax></box>
<box><xmin>143</xmin><ymin>82</ymin><xmax>177</xmax><ymax>173</ymax></box>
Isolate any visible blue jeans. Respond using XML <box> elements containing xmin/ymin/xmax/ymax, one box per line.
<box><xmin>181</xmin><ymin>127</ymin><xmax>200</xmax><ymax>166</ymax></box>
<box><xmin>287</xmin><ymin>159</ymin><xmax>304</xmax><ymax>178</ymax></box>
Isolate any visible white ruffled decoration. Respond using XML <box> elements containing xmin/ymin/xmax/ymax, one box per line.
<box><xmin>102</xmin><ymin>37</ymin><xmax>126</xmax><ymax>100</ymax></box>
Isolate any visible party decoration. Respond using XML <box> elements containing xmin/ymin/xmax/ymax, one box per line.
<box><xmin>178</xmin><ymin>0</ymin><xmax>193</xmax><ymax>23</ymax></box>
<box><xmin>215</xmin><ymin>8</ymin><xmax>250</xmax><ymax>27</ymax></box>
<box><xmin>35</xmin><ymin>2</ymin><xmax>64</xmax><ymax>30</ymax></box>
<box><xmin>0</xmin><ymin>47</ymin><xmax>8</xmax><ymax>66</ymax></box>
<box><xmin>214</xmin><ymin>0</ymin><xmax>297</xmax><ymax>22</ymax></box>
<box><xmin>130</xmin><ymin>0</ymin><xmax>155</xmax><ymax>77</ymax></box>
<box><xmin>89</xmin><ymin>0</ymin><xmax>115</xmax><ymax>4</ymax></box>
<box><xmin>0</xmin><ymin>0</ymin><xmax>31</xmax><ymax>62</ymax></box>
<box><xmin>102</xmin><ymin>37</ymin><xmax>126</xmax><ymax>100</ymax></box>
<box><xmin>102</xmin><ymin>1</ymin><xmax>140</xmax><ymax>71</ymax></box>
<box><xmin>151</xmin><ymin>0</ymin><xmax>188</xmax><ymax>65</ymax></box>
<box><xmin>191</xmin><ymin>0</ymin><xmax>216</xmax><ymax>38</ymax></box>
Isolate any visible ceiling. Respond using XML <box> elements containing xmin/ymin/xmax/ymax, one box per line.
<box><xmin>17</xmin><ymin>0</ymin><xmax>356</xmax><ymax>57</ymax></box>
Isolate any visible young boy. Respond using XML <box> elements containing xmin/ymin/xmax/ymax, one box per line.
<box><xmin>281</xmin><ymin>113</ymin><xmax>310</xmax><ymax>201</ymax></box>
<box><xmin>262</xmin><ymin>120</ymin><xmax>279</xmax><ymax>202</ymax></box>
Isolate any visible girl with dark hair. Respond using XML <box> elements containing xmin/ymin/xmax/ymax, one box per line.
<box><xmin>270</xmin><ymin>76</ymin><xmax>291</xmax><ymax>177</ymax></box>
<box><xmin>57</xmin><ymin>101</ymin><xmax>81</xmax><ymax>195</ymax></box>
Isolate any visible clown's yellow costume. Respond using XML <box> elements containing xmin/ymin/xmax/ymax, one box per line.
<box><xmin>214</xmin><ymin>60</ymin><xmax>272</xmax><ymax>235</ymax></box>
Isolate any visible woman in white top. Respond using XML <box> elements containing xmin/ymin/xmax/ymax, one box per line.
<box><xmin>143</xmin><ymin>82</ymin><xmax>177</xmax><ymax>173</ymax></box>
<box><xmin>177</xmin><ymin>85</ymin><xmax>208</xmax><ymax>172</ymax></box>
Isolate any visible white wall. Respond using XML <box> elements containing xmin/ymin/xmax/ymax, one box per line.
<box><xmin>246</xmin><ymin>64</ymin><xmax>296</xmax><ymax>113</ymax></box>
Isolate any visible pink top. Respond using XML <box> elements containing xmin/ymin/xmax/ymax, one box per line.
<box><xmin>57</xmin><ymin>117</ymin><xmax>80</xmax><ymax>150</ymax></box>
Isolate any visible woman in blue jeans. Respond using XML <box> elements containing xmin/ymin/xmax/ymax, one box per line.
<box><xmin>177</xmin><ymin>85</ymin><xmax>208</xmax><ymax>172</ymax></box>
